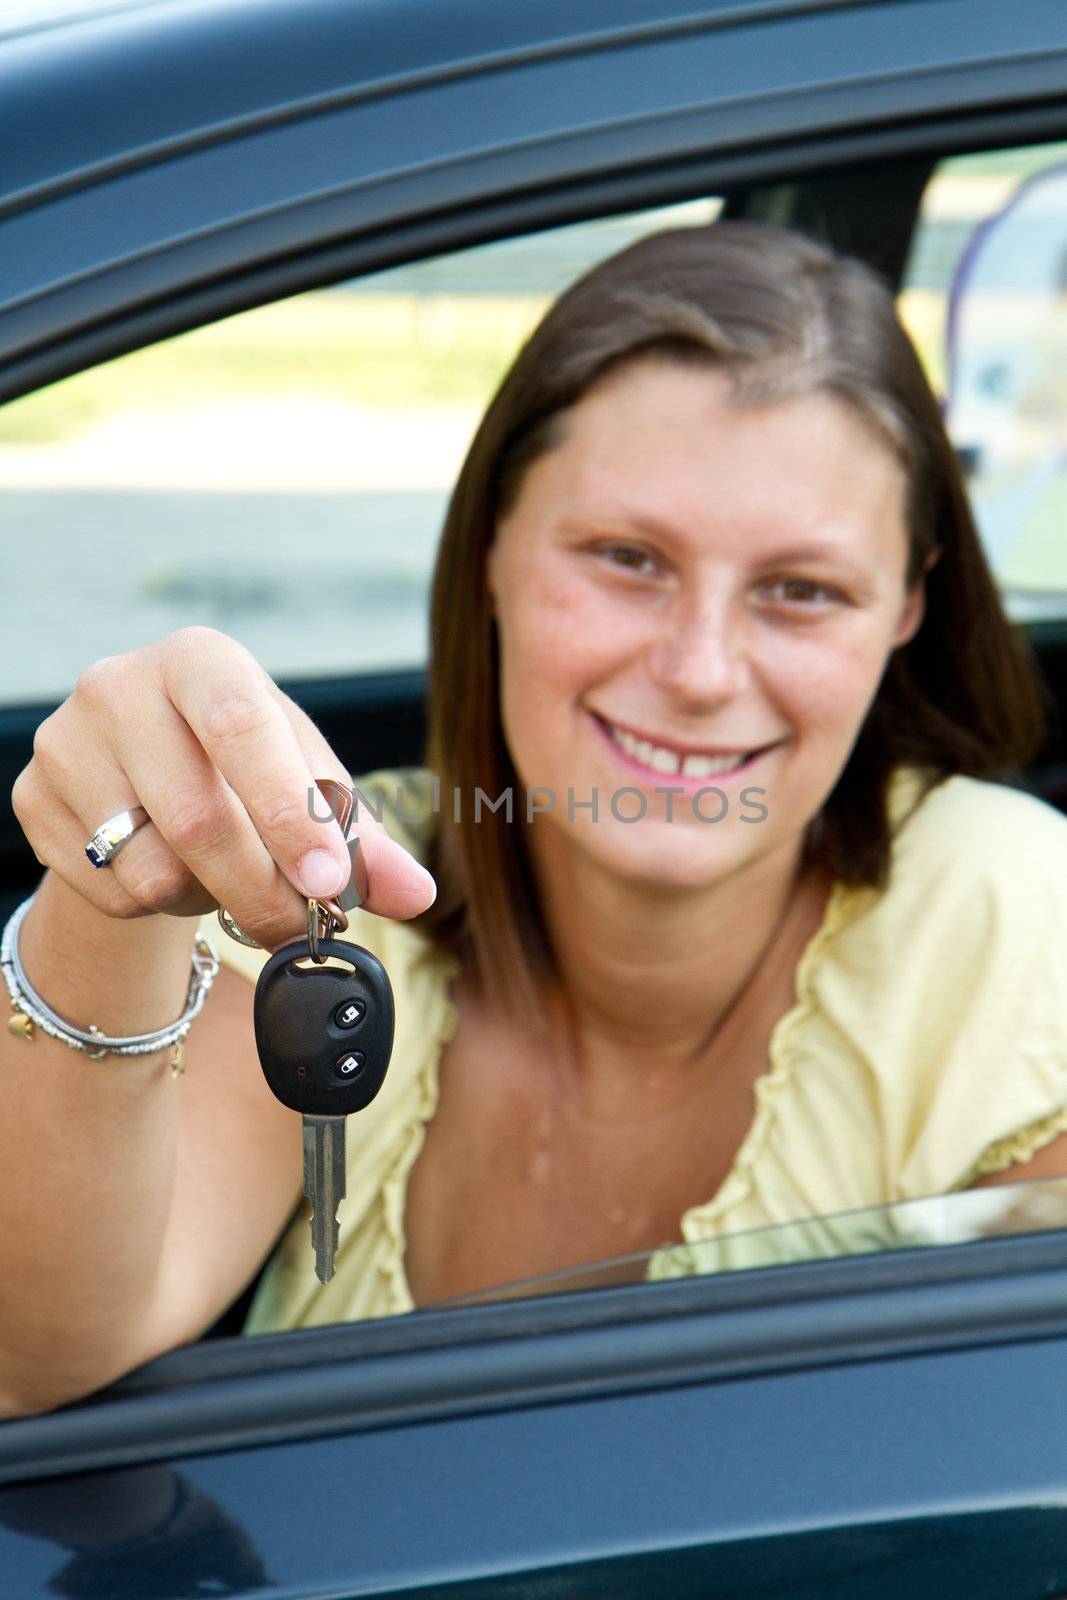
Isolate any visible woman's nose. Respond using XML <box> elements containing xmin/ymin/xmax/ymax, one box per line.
<box><xmin>646</xmin><ymin>597</ymin><xmax>751</xmax><ymax>704</ymax></box>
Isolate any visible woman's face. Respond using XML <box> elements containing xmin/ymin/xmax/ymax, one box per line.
<box><xmin>486</xmin><ymin>358</ymin><xmax>926</xmax><ymax>891</ymax></box>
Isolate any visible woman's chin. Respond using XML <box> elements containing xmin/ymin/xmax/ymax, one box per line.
<box><xmin>563</xmin><ymin>817</ymin><xmax>758</xmax><ymax>894</ymax></box>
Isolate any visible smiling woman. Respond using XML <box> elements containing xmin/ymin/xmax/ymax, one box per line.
<box><xmin>419</xmin><ymin>222</ymin><xmax>1044</xmax><ymax>1011</ymax></box>
<box><xmin>4</xmin><ymin>221</ymin><xmax>1067</xmax><ymax>1405</ymax></box>
<box><xmin>238</xmin><ymin>223</ymin><xmax>1067</xmax><ymax>1327</ymax></box>
<box><xmin>484</xmin><ymin>365</ymin><xmax>924</xmax><ymax>899</ymax></box>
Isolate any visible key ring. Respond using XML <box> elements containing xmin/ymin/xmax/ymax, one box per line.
<box><xmin>218</xmin><ymin>777</ymin><xmax>360</xmax><ymax>956</ymax></box>
<box><xmin>306</xmin><ymin>896</ymin><xmax>349</xmax><ymax>963</ymax></box>
<box><xmin>217</xmin><ymin>894</ymin><xmax>348</xmax><ymax>955</ymax></box>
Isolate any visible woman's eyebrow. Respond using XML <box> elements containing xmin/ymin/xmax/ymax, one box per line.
<box><xmin>754</xmin><ymin>541</ymin><xmax>875</xmax><ymax>575</ymax></box>
<box><xmin>562</xmin><ymin>510</ymin><xmax>878</xmax><ymax>577</ymax></box>
<box><xmin>557</xmin><ymin>506</ymin><xmax>687</xmax><ymax>544</ymax></box>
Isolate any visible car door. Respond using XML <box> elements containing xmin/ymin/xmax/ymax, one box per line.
<box><xmin>2</xmin><ymin>3</ymin><xmax>1067</xmax><ymax>1597</ymax></box>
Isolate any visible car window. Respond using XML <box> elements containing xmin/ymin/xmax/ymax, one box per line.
<box><xmin>0</xmin><ymin>199</ymin><xmax>720</xmax><ymax>708</ymax></box>
<box><xmin>4</xmin><ymin>147</ymin><xmax>1067</xmax><ymax>1364</ymax></box>
<box><xmin>7</xmin><ymin>143</ymin><xmax>1064</xmax><ymax>708</ymax></box>
<box><xmin>900</xmin><ymin>136</ymin><xmax>1067</xmax><ymax>620</ymax></box>
<box><xmin>437</xmin><ymin>1177</ymin><xmax>1067</xmax><ymax>1308</ymax></box>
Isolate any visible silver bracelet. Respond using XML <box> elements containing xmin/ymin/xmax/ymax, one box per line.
<box><xmin>1</xmin><ymin>895</ymin><xmax>219</xmax><ymax>1078</ymax></box>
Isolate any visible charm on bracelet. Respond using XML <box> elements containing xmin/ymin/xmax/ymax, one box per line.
<box><xmin>0</xmin><ymin>895</ymin><xmax>217</xmax><ymax>1078</ymax></box>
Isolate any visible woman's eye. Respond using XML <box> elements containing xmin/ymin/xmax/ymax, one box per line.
<box><xmin>764</xmin><ymin>577</ymin><xmax>841</xmax><ymax>606</ymax></box>
<box><xmin>597</xmin><ymin>543</ymin><xmax>659</xmax><ymax>575</ymax></box>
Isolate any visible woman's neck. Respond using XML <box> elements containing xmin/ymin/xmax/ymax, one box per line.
<box><xmin>526</xmin><ymin>827</ymin><xmax>831</xmax><ymax>1115</ymax></box>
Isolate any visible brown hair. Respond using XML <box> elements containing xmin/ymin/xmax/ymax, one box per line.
<box><xmin>414</xmin><ymin>221</ymin><xmax>1046</xmax><ymax>1025</ymax></box>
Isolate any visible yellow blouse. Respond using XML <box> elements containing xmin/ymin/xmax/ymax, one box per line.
<box><xmin>197</xmin><ymin>766</ymin><xmax>1067</xmax><ymax>1332</ymax></box>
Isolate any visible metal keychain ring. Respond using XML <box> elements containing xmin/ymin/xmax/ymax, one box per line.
<box><xmin>218</xmin><ymin>898</ymin><xmax>347</xmax><ymax>956</ymax></box>
<box><xmin>218</xmin><ymin>777</ymin><xmax>356</xmax><ymax>958</ymax></box>
<box><xmin>306</xmin><ymin>897</ymin><xmax>349</xmax><ymax>963</ymax></box>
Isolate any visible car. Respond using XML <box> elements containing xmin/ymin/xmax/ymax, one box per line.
<box><xmin>2</xmin><ymin>1</ymin><xmax>1067</xmax><ymax>1595</ymax></box>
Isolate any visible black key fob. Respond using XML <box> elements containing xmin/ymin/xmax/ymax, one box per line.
<box><xmin>253</xmin><ymin>937</ymin><xmax>395</xmax><ymax>1118</ymax></box>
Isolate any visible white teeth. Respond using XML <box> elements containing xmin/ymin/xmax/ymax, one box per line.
<box><xmin>682</xmin><ymin>753</ymin><xmax>732</xmax><ymax>777</ymax></box>
<box><xmin>608</xmin><ymin>722</ymin><xmax>749</xmax><ymax>776</ymax></box>
<box><xmin>650</xmin><ymin>746</ymin><xmax>681</xmax><ymax>775</ymax></box>
<box><xmin>679</xmin><ymin>751</ymin><xmax>747</xmax><ymax>776</ymax></box>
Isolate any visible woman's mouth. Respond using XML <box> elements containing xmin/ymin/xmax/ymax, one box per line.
<box><xmin>591</xmin><ymin>713</ymin><xmax>777</xmax><ymax>788</ymax></box>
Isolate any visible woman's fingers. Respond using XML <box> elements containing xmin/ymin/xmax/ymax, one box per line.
<box><xmin>267</xmin><ymin>685</ymin><xmax>438</xmax><ymax>920</ymax></box>
<box><xmin>158</xmin><ymin>631</ymin><xmax>436</xmax><ymax>922</ymax></box>
<box><xmin>12</xmin><ymin>762</ymin><xmax>150</xmax><ymax>919</ymax></box>
<box><xmin>14</xmin><ymin>628</ymin><xmax>436</xmax><ymax>950</ymax></box>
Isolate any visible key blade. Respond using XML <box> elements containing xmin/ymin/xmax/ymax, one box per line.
<box><xmin>302</xmin><ymin>1114</ymin><xmax>347</xmax><ymax>1285</ymax></box>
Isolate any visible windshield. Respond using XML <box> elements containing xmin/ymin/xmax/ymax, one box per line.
<box><xmin>437</xmin><ymin>1176</ymin><xmax>1067</xmax><ymax>1308</ymax></box>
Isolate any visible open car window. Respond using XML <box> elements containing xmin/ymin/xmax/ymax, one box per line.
<box><xmin>8</xmin><ymin>139</ymin><xmax>1067</xmax><ymax>714</ymax></box>
<box><xmin>1</xmin><ymin>133</ymin><xmax>1066</xmax><ymax>1363</ymax></box>
<box><xmin>0</xmin><ymin>199</ymin><xmax>720</xmax><ymax>707</ymax></box>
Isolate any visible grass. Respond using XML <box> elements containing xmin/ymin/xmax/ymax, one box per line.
<box><xmin>0</xmin><ymin>292</ymin><xmax>549</xmax><ymax>445</ymax></box>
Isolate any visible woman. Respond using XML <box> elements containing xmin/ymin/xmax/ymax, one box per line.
<box><xmin>3</xmin><ymin>223</ymin><xmax>1066</xmax><ymax>1411</ymax></box>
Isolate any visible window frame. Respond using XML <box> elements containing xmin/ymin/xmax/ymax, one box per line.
<box><xmin>3</xmin><ymin>1225</ymin><xmax>1067</xmax><ymax>1485</ymax></box>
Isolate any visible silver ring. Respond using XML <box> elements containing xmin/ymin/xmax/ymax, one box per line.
<box><xmin>85</xmin><ymin>805</ymin><xmax>149</xmax><ymax>869</ymax></box>
<box><xmin>216</xmin><ymin>906</ymin><xmax>261</xmax><ymax>948</ymax></box>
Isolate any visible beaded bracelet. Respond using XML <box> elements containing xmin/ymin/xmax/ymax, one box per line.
<box><xmin>0</xmin><ymin>895</ymin><xmax>219</xmax><ymax>1078</ymax></box>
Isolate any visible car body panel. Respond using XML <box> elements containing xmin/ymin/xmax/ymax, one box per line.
<box><xmin>4</xmin><ymin>1232</ymin><xmax>1067</xmax><ymax>1594</ymax></box>
<box><xmin>6</xmin><ymin>1338</ymin><xmax>1067</xmax><ymax>1599</ymax></box>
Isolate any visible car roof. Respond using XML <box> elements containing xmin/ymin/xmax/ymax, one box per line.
<box><xmin>7</xmin><ymin>0</ymin><xmax>1067</xmax><ymax>212</ymax></box>
<box><xmin>1</xmin><ymin>0</ymin><xmax>160</xmax><ymax>35</ymax></box>
<box><xmin>0</xmin><ymin>0</ymin><xmax>787</xmax><ymax>206</ymax></box>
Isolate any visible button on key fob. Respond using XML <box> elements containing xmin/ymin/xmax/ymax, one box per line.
<box><xmin>254</xmin><ymin>936</ymin><xmax>395</xmax><ymax>1283</ymax></box>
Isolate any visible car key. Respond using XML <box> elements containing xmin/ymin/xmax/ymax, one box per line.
<box><xmin>254</xmin><ymin>930</ymin><xmax>395</xmax><ymax>1283</ymax></box>
<box><xmin>252</xmin><ymin>806</ymin><xmax>395</xmax><ymax>1280</ymax></box>
<box><xmin>231</xmin><ymin>786</ymin><xmax>395</xmax><ymax>1282</ymax></box>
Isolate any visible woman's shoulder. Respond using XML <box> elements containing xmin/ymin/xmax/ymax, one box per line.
<box><xmin>870</xmin><ymin>766</ymin><xmax>1067</xmax><ymax>935</ymax></box>
<box><xmin>815</xmin><ymin>767</ymin><xmax>1067</xmax><ymax>1197</ymax></box>
<box><xmin>831</xmin><ymin>765</ymin><xmax>1067</xmax><ymax>992</ymax></box>
<box><xmin>887</xmin><ymin>766</ymin><xmax>1067</xmax><ymax>860</ymax></box>
<box><xmin>815</xmin><ymin>768</ymin><xmax>1067</xmax><ymax>1000</ymax></box>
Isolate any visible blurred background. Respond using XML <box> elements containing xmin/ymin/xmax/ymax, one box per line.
<box><xmin>2</xmin><ymin>139</ymin><xmax>1066</xmax><ymax>703</ymax></box>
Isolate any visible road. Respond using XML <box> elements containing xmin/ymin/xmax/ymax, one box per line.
<box><xmin>2</xmin><ymin>488</ymin><xmax>447</xmax><ymax>703</ymax></box>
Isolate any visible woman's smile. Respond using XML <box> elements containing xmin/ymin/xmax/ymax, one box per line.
<box><xmin>589</xmin><ymin>710</ymin><xmax>781</xmax><ymax>793</ymax></box>
<box><xmin>487</xmin><ymin>355</ymin><xmax>926</xmax><ymax>890</ymax></box>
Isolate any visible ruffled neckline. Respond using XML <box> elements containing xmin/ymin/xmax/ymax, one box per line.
<box><xmin>677</xmin><ymin>875</ymin><xmax>868</xmax><ymax>1238</ymax></box>
<box><xmin>380</xmin><ymin>765</ymin><xmax>930</xmax><ymax>1299</ymax></box>
<box><xmin>379</xmin><ymin>878</ymin><xmax>871</xmax><ymax>1307</ymax></box>
<box><xmin>676</xmin><ymin>767</ymin><xmax>937</xmax><ymax>1237</ymax></box>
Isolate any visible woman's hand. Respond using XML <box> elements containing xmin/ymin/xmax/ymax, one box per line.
<box><xmin>11</xmin><ymin>626</ymin><xmax>436</xmax><ymax>950</ymax></box>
